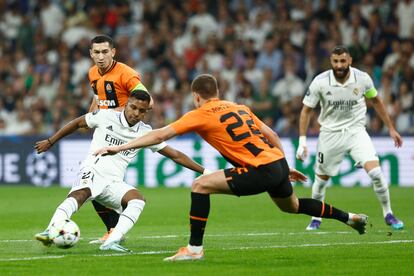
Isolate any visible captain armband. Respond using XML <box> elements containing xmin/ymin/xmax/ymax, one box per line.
<box><xmin>364</xmin><ymin>88</ymin><xmax>377</xmax><ymax>99</ymax></box>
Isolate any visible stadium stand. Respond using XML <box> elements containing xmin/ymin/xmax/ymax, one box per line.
<box><xmin>0</xmin><ymin>0</ymin><xmax>413</xmax><ymax>136</ymax></box>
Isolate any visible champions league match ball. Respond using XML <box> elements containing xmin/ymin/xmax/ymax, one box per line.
<box><xmin>49</xmin><ymin>219</ymin><xmax>80</xmax><ymax>249</ymax></box>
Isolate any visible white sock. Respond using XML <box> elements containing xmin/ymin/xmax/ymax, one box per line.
<box><xmin>187</xmin><ymin>244</ymin><xmax>203</xmax><ymax>254</ymax></box>
<box><xmin>47</xmin><ymin>197</ymin><xmax>78</xmax><ymax>229</ymax></box>
<box><xmin>368</xmin><ymin>167</ymin><xmax>392</xmax><ymax>216</ymax></box>
<box><xmin>311</xmin><ymin>175</ymin><xmax>329</xmax><ymax>221</ymax></box>
<box><xmin>104</xmin><ymin>199</ymin><xmax>145</xmax><ymax>245</ymax></box>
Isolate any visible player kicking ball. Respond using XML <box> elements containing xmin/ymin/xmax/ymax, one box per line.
<box><xmin>95</xmin><ymin>74</ymin><xmax>369</xmax><ymax>261</ymax></box>
<box><xmin>34</xmin><ymin>90</ymin><xmax>207</xmax><ymax>252</ymax></box>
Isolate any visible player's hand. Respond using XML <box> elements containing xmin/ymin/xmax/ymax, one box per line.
<box><xmin>35</xmin><ymin>139</ymin><xmax>53</xmax><ymax>153</ymax></box>
<box><xmin>389</xmin><ymin>129</ymin><xmax>403</xmax><ymax>148</ymax></box>
<box><xmin>296</xmin><ymin>136</ymin><xmax>308</xmax><ymax>161</ymax></box>
<box><xmin>296</xmin><ymin>144</ymin><xmax>308</xmax><ymax>161</ymax></box>
<box><xmin>289</xmin><ymin>168</ymin><xmax>307</xmax><ymax>183</ymax></box>
<box><xmin>94</xmin><ymin>146</ymin><xmax>120</xmax><ymax>156</ymax></box>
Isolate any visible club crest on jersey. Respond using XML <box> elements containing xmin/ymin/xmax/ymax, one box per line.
<box><xmin>353</xmin><ymin>88</ymin><xmax>359</xmax><ymax>95</ymax></box>
<box><xmin>106</xmin><ymin>83</ymin><xmax>113</xmax><ymax>93</ymax></box>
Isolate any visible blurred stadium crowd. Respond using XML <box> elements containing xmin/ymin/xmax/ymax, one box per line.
<box><xmin>0</xmin><ymin>0</ymin><xmax>413</xmax><ymax>136</ymax></box>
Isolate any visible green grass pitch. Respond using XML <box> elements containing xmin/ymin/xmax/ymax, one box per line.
<box><xmin>0</xmin><ymin>185</ymin><xmax>413</xmax><ymax>275</ymax></box>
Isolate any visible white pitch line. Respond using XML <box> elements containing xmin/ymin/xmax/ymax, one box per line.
<box><xmin>2</xmin><ymin>240</ymin><xmax>413</xmax><ymax>261</ymax></box>
<box><xmin>226</xmin><ymin>239</ymin><xmax>414</xmax><ymax>250</ymax></box>
<box><xmin>0</xmin><ymin>237</ymin><xmax>89</xmax><ymax>243</ymax></box>
<box><xmin>0</xmin><ymin>229</ymin><xmax>407</xmax><ymax>244</ymax></box>
<box><xmin>92</xmin><ymin>239</ymin><xmax>414</xmax><ymax>258</ymax></box>
<box><xmin>0</xmin><ymin>255</ymin><xmax>64</xmax><ymax>262</ymax></box>
<box><xmin>109</xmin><ymin>231</ymin><xmax>356</xmax><ymax>240</ymax></box>
<box><xmin>95</xmin><ymin>250</ymin><xmax>174</xmax><ymax>257</ymax></box>
<box><xmin>0</xmin><ymin>239</ymin><xmax>34</xmax><ymax>243</ymax></box>
<box><xmin>113</xmin><ymin>230</ymin><xmax>405</xmax><ymax>239</ymax></box>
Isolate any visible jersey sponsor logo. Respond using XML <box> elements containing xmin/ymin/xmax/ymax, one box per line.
<box><xmin>104</xmin><ymin>134</ymin><xmax>137</xmax><ymax>156</ymax></box>
<box><xmin>327</xmin><ymin>99</ymin><xmax>358</xmax><ymax>111</ymax></box>
<box><xmin>326</xmin><ymin>91</ymin><xmax>332</xmax><ymax>96</ymax></box>
<box><xmin>106</xmin><ymin>125</ymin><xmax>113</xmax><ymax>131</ymax></box>
<box><xmin>98</xmin><ymin>99</ymin><xmax>117</xmax><ymax>107</ymax></box>
<box><xmin>104</xmin><ymin>133</ymin><xmax>124</xmax><ymax>146</ymax></box>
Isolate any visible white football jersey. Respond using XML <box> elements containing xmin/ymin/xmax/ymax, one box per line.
<box><xmin>83</xmin><ymin>109</ymin><xmax>167</xmax><ymax>180</ymax></box>
<box><xmin>303</xmin><ymin>66</ymin><xmax>377</xmax><ymax>132</ymax></box>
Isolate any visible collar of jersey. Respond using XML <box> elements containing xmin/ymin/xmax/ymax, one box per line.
<box><xmin>120</xmin><ymin>110</ymin><xmax>140</xmax><ymax>131</ymax></box>
<box><xmin>329</xmin><ymin>66</ymin><xmax>356</xmax><ymax>87</ymax></box>
<box><xmin>98</xmin><ymin>60</ymin><xmax>117</xmax><ymax>76</ymax></box>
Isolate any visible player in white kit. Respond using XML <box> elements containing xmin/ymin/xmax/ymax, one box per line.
<box><xmin>34</xmin><ymin>90</ymin><xmax>208</xmax><ymax>252</ymax></box>
<box><xmin>296</xmin><ymin>46</ymin><xmax>404</xmax><ymax>231</ymax></box>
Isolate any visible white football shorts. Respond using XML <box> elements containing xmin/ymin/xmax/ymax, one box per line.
<box><xmin>69</xmin><ymin>166</ymin><xmax>135</xmax><ymax>213</ymax></box>
<box><xmin>315</xmin><ymin>128</ymin><xmax>378</xmax><ymax>176</ymax></box>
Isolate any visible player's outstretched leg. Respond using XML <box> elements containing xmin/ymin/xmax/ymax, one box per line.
<box><xmin>90</xmin><ymin>200</ymin><xmax>122</xmax><ymax>244</ymax></box>
<box><xmin>99</xmin><ymin>198</ymin><xmax>145</xmax><ymax>253</ymax></box>
<box><xmin>297</xmin><ymin>198</ymin><xmax>368</xmax><ymax>234</ymax></box>
<box><xmin>35</xmin><ymin>197</ymin><xmax>79</xmax><ymax>246</ymax></box>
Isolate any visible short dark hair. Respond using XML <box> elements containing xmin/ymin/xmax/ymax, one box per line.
<box><xmin>91</xmin><ymin>35</ymin><xmax>114</xmax><ymax>48</ymax></box>
<box><xmin>129</xmin><ymin>89</ymin><xmax>151</xmax><ymax>104</ymax></box>
<box><xmin>331</xmin><ymin>45</ymin><xmax>350</xmax><ymax>55</ymax></box>
<box><xmin>191</xmin><ymin>74</ymin><xmax>218</xmax><ymax>99</ymax></box>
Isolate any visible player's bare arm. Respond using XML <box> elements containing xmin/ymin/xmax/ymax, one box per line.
<box><xmin>258</xmin><ymin>120</ymin><xmax>285</xmax><ymax>153</ymax></box>
<box><xmin>35</xmin><ymin>116</ymin><xmax>89</xmax><ymax>153</ymax></box>
<box><xmin>296</xmin><ymin>105</ymin><xmax>313</xmax><ymax>161</ymax></box>
<box><xmin>94</xmin><ymin>125</ymin><xmax>177</xmax><ymax>156</ymax></box>
<box><xmin>370</xmin><ymin>96</ymin><xmax>403</xmax><ymax>147</ymax></box>
<box><xmin>158</xmin><ymin>145</ymin><xmax>205</xmax><ymax>174</ymax></box>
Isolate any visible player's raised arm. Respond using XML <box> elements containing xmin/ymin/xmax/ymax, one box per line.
<box><xmin>296</xmin><ymin>105</ymin><xmax>313</xmax><ymax>161</ymax></box>
<box><xmin>158</xmin><ymin>145</ymin><xmax>205</xmax><ymax>174</ymax></box>
<box><xmin>35</xmin><ymin>115</ymin><xmax>89</xmax><ymax>153</ymax></box>
<box><xmin>94</xmin><ymin>125</ymin><xmax>177</xmax><ymax>156</ymax></box>
<box><xmin>369</xmin><ymin>96</ymin><xmax>403</xmax><ymax>148</ymax></box>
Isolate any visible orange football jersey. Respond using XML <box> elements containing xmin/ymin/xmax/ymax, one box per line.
<box><xmin>88</xmin><ymin>61</ymin><xmax>142</xmax><ymax>109</ymax></box>
<box><xmin>170</xmin><ymin>98</ymin><xmax>284</xmax><ymax>167</ymax></box>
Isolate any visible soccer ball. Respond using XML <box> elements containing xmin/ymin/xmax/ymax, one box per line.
<box><xmin>49</xmin><ymin>219</ymin><xmax>80</xmax><ymax>249</ymax></box>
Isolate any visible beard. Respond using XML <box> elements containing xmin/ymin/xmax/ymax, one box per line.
<box><xmin>333</xmin><ymin>66</ymin><xmax>350</xmax><ymax>80</ymax></box>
